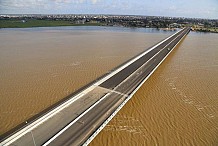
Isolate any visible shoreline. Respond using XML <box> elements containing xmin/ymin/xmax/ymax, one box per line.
<box><xmin>1</xmin><ymin>19</ymin><xmax>217</xmax><ymax>33</ymax></box>
<box><xmin>0</xmin><ymin>19</ymin><xmax>104</xmax><ymax>28</ymax></box>
<box><xmin>191</xmin><ymin>28</ymin><xmax>218</xmax><ymax>33</ymax></box>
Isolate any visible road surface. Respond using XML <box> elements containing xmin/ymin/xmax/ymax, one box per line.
<box><xmin>0</xmin><ymin>27</ymin><xmax>190</xmax><ymax>146</ymax></box>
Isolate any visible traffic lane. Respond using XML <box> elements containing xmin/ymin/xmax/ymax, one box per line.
<box><xmin>100</xmin><ymin>48</ymin><xmax>158</xmax><ymax>89</ymax></box>
<box><xmin>167</xmin><ymin>28</ymin><xmax>188</xmax><ymax>50</ymax></box>
<box><xmin>120</xmin><ymin>45</ymin><xmax>172</xmax><ymax>95</ymax></box>
<box><xmin>100</xmin><ymin>28</ymin><xmax>186</xmax><ymax>89</ymax></box>
<box><xmin>115</xmin><ymin>58</ymin><xmax>157</xmax><ymax>95</ymax></box>
<box><xmin>13</xmin><ymin>87</ymin><xmax>110</xmax><ymax>146</ymax></box>
<box><xmin>115</xmin><ymin>29</ymin><xmax>190</xmax><ymax>95</ymax></box>
<box><xmin>47</xmin><ymin>92</ymin><xmax>125</xmax><ymax>146</ymax></box>
<box><xmin>115</xmin><ymin>49</ymin><xmax>165</xmax><ymax>95</ymax></box>
<box><xmin>99</xmin><ymin>32</ymin><xmax>179</xmax><ymax>89</ymax></box>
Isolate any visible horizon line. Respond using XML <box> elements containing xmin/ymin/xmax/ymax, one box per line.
<box><xmin>1</xmin><ymin>13</ymin><xmax>217</xmax><ymax>20</ymax></box>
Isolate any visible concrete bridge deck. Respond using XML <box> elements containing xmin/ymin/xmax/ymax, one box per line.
<box><xmin>0</xmin><ymin>27</ymin><xmax>191</xmax><ymax>146</ymax></box>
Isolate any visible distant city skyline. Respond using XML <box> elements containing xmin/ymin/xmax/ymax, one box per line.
<box><xmin>0</xmin><ymin>0</ymin><xmax>217</xmax><ymax>19</ymax></box>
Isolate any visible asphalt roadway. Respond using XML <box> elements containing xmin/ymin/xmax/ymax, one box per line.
<box><xmin>1</xmin><ymin>27</ymin><xmax>190</xmax><ymax>146</ymax></box>
<box><xmin>45</xmin><ymin>27</ymin><xmax>190</xmax><ymax>146</ymax></box>
<box><xmin>100</xmin><ymin>27</ymin><xmax>190</xmax><ymax>90</ymax></box>
<box><xmin>46</xmin><ymin>92</ymin><xmax>126</xmax><ymax>146</ymax></box>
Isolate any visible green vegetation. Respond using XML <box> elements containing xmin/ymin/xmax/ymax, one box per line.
<box><xmin>0</xmin><ymin>19</ymin><xmax>104</xmax><ymax>28</ymax></box>
<box><xmin>195</xmin><ymin>27</ymin><xmax>218</xmax><ymax>33</ymax></box>
<box><xmin>191</xmin><ymin>24</ymin><xmax>218</xmax><ymax>33</ymax></box>
<box><xmin>1</xmin><ymin>18</ymin><xmax>217</xmax><ymax>33</ymax></box>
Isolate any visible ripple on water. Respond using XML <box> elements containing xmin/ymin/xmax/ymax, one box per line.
<box><xmin>90</xmin><ymin>32</ymin><xmax>218</xmax><ymax>146</ymax></box>
<box><xmin>0</xmin><ymin>28</ymin><xmax>168</xmax><ymax>135</ymax></box>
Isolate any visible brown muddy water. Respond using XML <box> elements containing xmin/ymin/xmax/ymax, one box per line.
<box><xmin>0</xmin><ymin>27</ymin><xmax>170</xmax><ymax>136</ymax></box>
<box><xmin>0</xmin><ymin>27</ymin><xmax>218</xmax><ymax>146</ymax></box>
<box><xmin>90</xmin><ymin>32</ymin><xmax>218</xmax><ymax>146</ymax></box>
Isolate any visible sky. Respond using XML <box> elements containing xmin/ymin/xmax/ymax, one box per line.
<box><xmin>0</xmin><ymin>0</ymin><xmax>217</xmax><ymax>19</ymax></box>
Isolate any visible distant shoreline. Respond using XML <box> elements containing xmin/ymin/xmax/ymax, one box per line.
<box><xmin>1</xmin><ymin>19</ymin><xmax>217</xmax><ymax>33</ymax></box>
<box><xmin>191</xmin><ymin>27</ymin><xmax>218</xmax><ymax>33</ymax></box>
<box><xmin>0</xmin><ymin>19</ymin><xmax>104</xmax><ymax>28</ymax></box>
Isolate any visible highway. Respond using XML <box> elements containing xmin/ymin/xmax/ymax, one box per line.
<box><xmin>100</xmin><ymin>27</ymin><xmax>190</xmax><ymax>91</ymax></box>
<box><xmin>44</xmin><ymin>27</ymin><xmax>190</xmax><ymax>146</ymax></box>
<box><xmin>0</xmin><ymin>27</ymin><xmax>190</xmax><ymax>146</ymax></box>
<box><xmin>45</xmin><ymin>92</ymin><xmax>126</xmax><ymax>146</ymax></box>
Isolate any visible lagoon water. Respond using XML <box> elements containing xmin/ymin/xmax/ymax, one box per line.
<box><xmin>0</xmin><ymin>26</ymin><xmax>171</xmax><ymax>135</ymax></box>
<box><xmin>90</xmin><ymin>31</ymin><xmax>218</xmax><ymax>146</ymax></box>
<box><xmin>0</xmin><ymin>26</ymin><xmax>218</xmax><ymax>145</ymax></box>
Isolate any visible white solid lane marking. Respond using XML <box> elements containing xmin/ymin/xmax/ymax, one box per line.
<box><xmin>93</xmin><ymin>28</ymin><xmax>185</xmax><ymax>86</ymax></box>
<box><xmin>42</xmin><ymin>92</ymin><xmax>111</xmax><ymax>146</ymax></box>
<box><xmin>113</xmin><ymin>28</ymin><xmax>186</xmax><ymax>92</ymax></box>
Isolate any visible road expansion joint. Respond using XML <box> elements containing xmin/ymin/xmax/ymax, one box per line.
<box><xmin>97</xmin><ymin>86</ymin><xmax>128</xmax><ymax>97</ymax></box>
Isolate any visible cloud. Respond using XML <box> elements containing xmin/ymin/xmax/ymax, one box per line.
<box><xmin>0</xmin><ymin>0</ymin><xmax>48</xmax><ymax>8</ymax></box>
<box><xmin>91</xmin><ymin>0</ymin><xmax>100</xmax><ymax>4</ymax></box>
<box><xmin>168</xmin><ymin>6</ymin><xmax>177</xmax><ymax>11</ymax></box>
<box><xmin>0</xmin><ymin>0</ymin><xmax>217</xmax><ymax>19</ymax></box>
<box><xmin>0</xmin><ymin>0</ymin><xmax>101</xmax><ymax>8</ymax></box>
<box><xmin>50</xmin><ymin>0</ymin><xmax>101</xmax><ymax>4</ymax></box>
<box><xmin>50</xmin><ymin>0</ymin><xmax>72</xmax><ymax>4</ymax></box>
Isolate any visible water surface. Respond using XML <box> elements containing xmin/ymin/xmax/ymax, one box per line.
<box><xmin>90</xmin><ymin>32</ymin><xmax>218</xmax><ymax>146</ymax></box>
<box><xmin>0</xmin><ymin>26</ymin><xmax>171</xmax><ymax>135</ymax></box>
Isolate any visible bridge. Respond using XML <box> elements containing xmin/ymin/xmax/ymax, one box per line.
<box><xmin>0</xmin><ymin>27</ymin><xmax>191</xmax><ymax>146</ymax></box>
